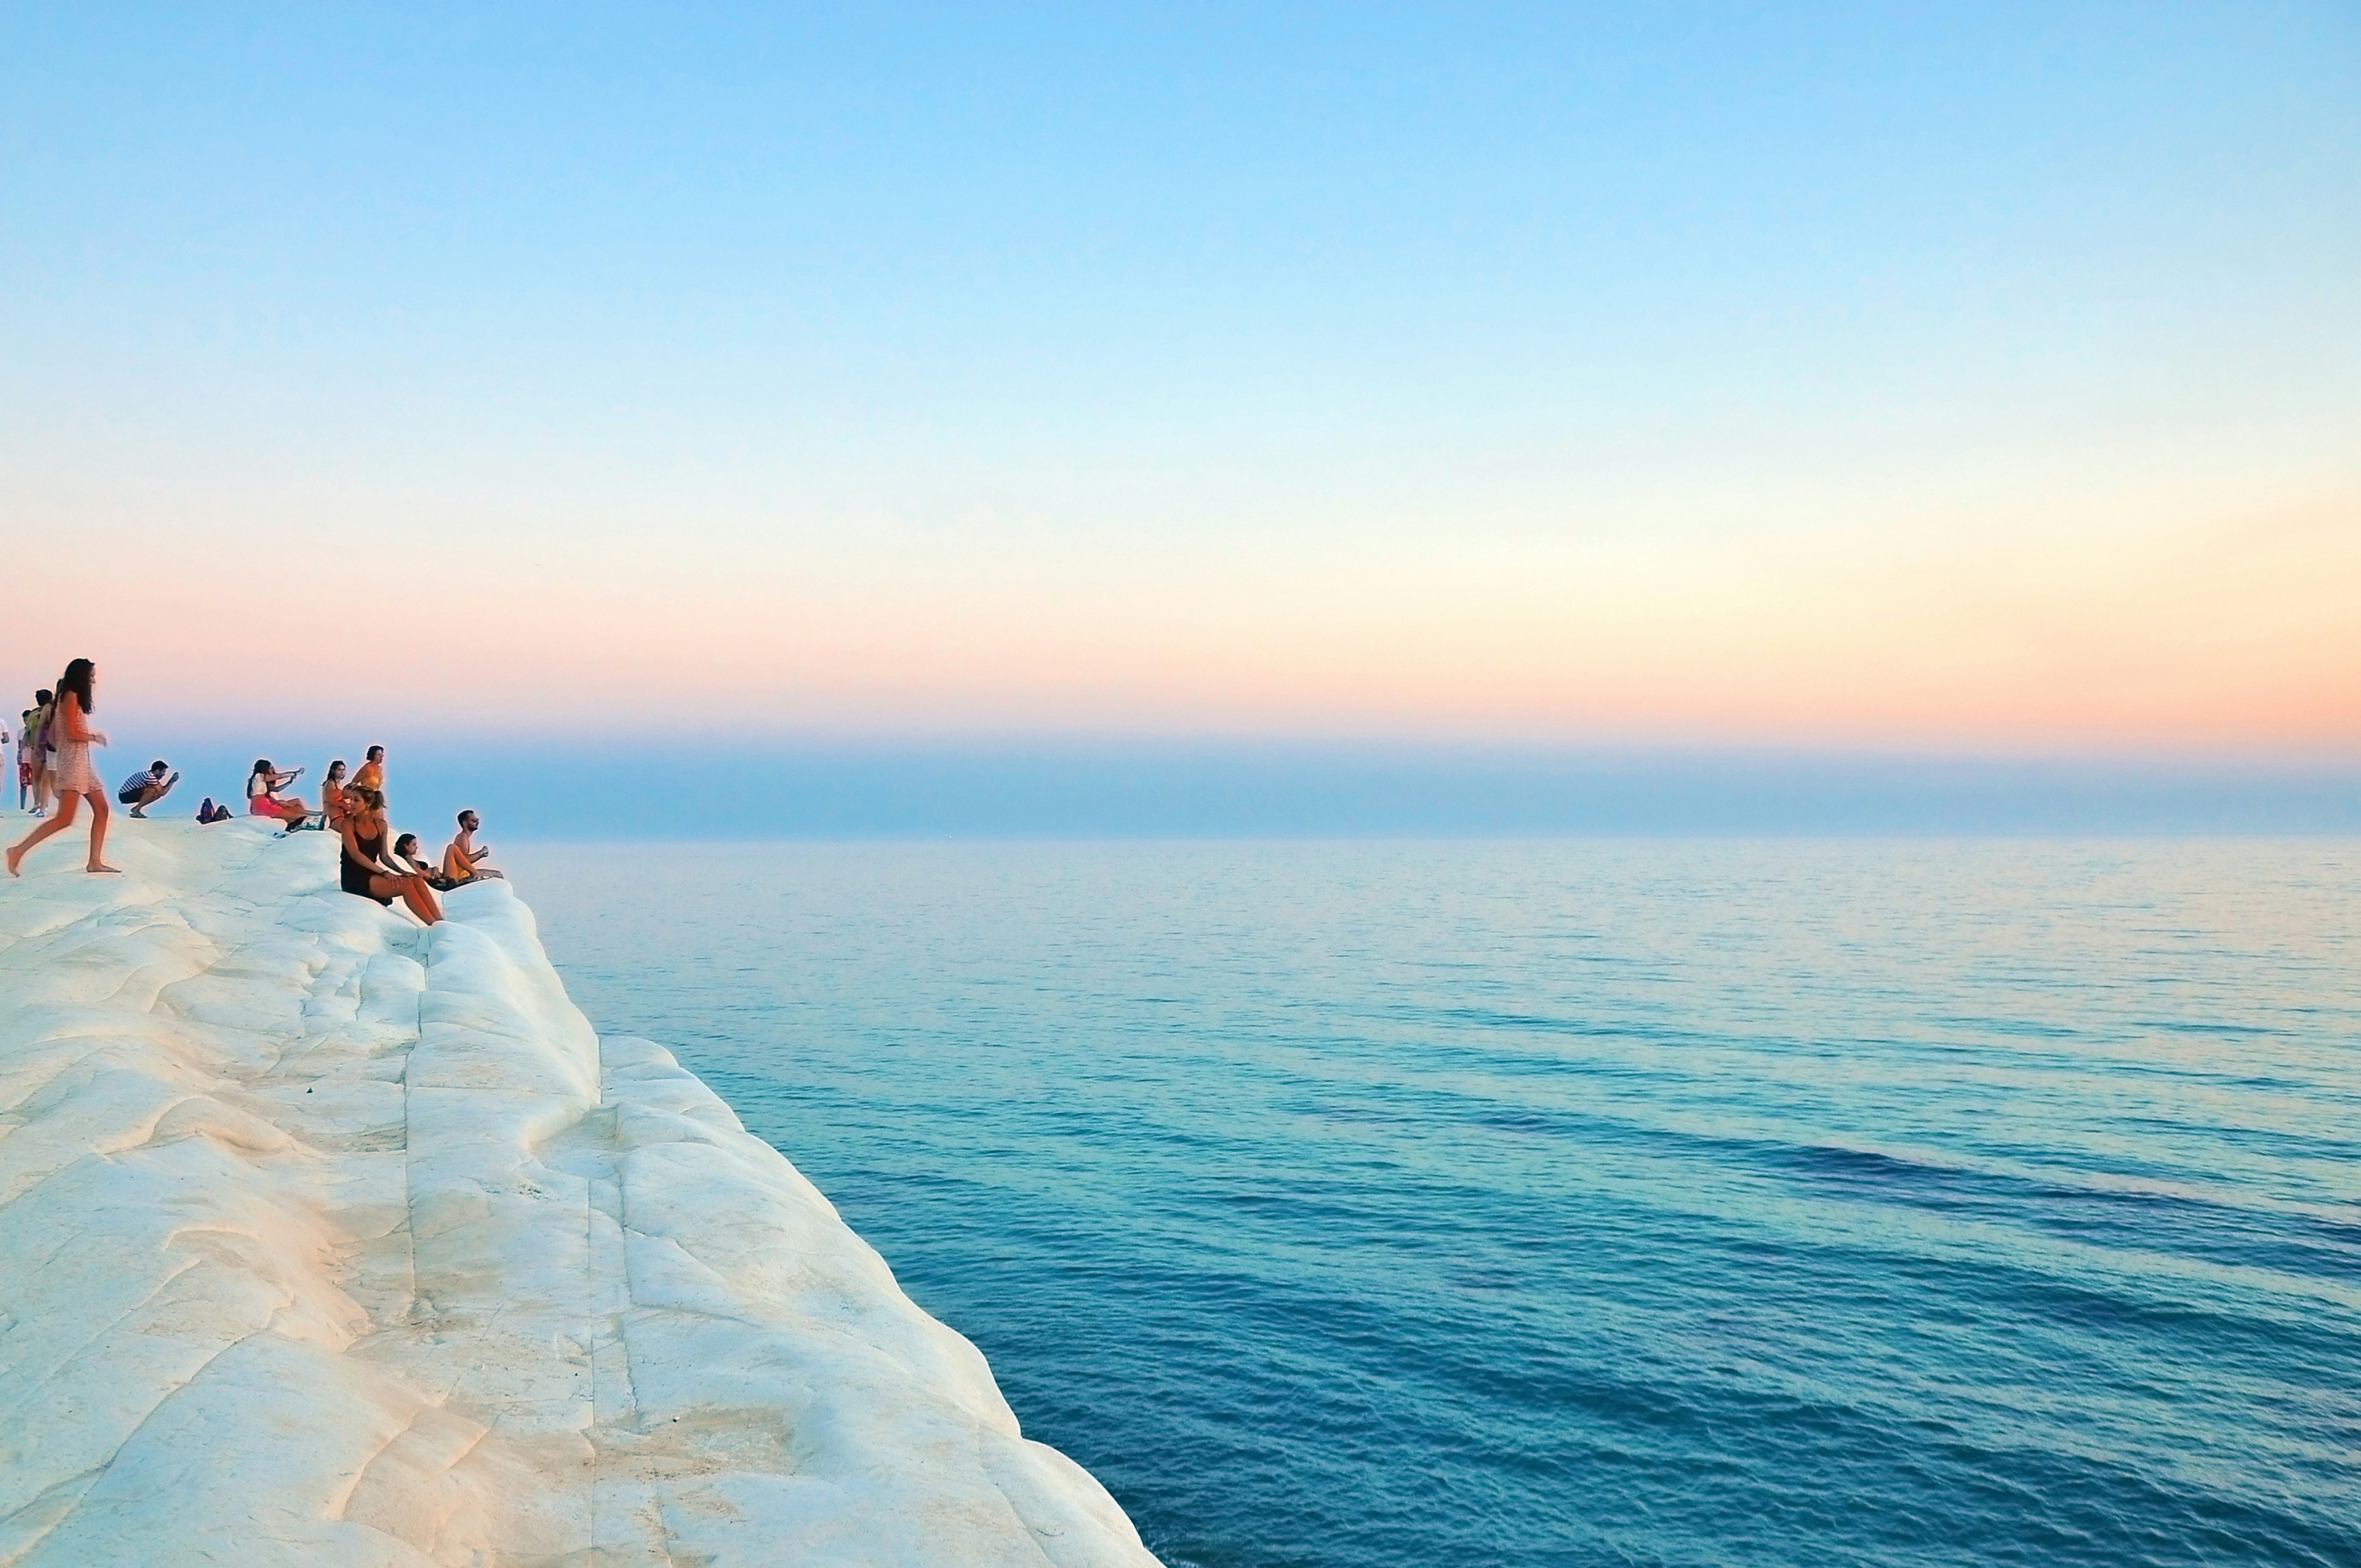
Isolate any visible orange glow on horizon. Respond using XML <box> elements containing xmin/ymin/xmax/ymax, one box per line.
<box><xmin>10</xmin><ymin>493</ymin><xmax>2357</xmax><ymax>754</ymax></box>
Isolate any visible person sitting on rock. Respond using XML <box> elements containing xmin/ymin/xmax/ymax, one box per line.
<box><xmin>116</xmin><ymin>760</ymin><xmax>179</xmax><ymax>817</ymax></box>
<box><xmin>316</xmin><ymin>758</ymin><xmax>353</xmax><ymax>833</ymax></box>
<box><xmin>394</xmin><ymin>832</ymin><xmax>464</xmax><ymax>891</ymax></box>
<box><xmin>245</xmin><ymin>758</ymin><xmax>309</xmax><ymax>828</ymax></box>
<box><xmin>338</xmin><ymin>785</ymin><xmax>441</xmax><ymax>924</ymax></box>
<box><xmin>441</xmin><ymin>808</ymin><xmax>504</xmax><ymax>886</ymax></box>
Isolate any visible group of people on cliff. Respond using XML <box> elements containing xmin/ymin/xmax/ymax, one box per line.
<box><xmin>8</xmin><ymin>658</ymin><xmax>499</xmax><ymax>926</ymax></box>
<box><xmin>308</xmin><ymin>753</ymin><xmax>502</xmax><ymax>927</ymax></box>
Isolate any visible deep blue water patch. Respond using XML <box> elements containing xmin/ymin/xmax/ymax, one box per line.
<box><xmin>508</xmin><ymin>838</ymin><xmax>2361</xmax><ymax>1568</ymax></box>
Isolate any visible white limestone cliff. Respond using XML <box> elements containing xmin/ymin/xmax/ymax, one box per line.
<box><xmin>0</xmin><ymin>818</ymin><xmax>1160</xmax><ymax>1566</ymax></box>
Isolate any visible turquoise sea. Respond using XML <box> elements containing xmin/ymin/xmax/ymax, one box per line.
<box><xmin>507</xmin><ymin>839</ymin><xmax>2361</xmax><ymax>1568</ymax></box>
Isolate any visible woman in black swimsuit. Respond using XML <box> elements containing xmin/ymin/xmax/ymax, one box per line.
<box><xmin>338</xmin><ymin>785</ymin><xmax>443</xmax><ymax>924</ymax></box>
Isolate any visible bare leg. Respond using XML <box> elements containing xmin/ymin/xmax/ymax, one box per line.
<box><xmin>9</xmin><ymin>791</ymin><xmax>81</xmax><ymax>874</ymax></box>
<box><xmin>402</xmin><ymin>875</ymin><xmax>444</xmax><ymax>925</ymax></box>
<box><xmin>84</xmin><ymin>790</ymin><xmax>117</xmax><ymax>872</ymax></box>
<box><xmin>368</xmin><ymin>873</ymin><xmax>444</xmax><ymax>926</ymax></box>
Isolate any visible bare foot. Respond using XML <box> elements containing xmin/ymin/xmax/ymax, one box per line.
<box><xmin>5</xmin><ymin>852</ymin><xmax>21</xmax><ymax>878</ymax></box>
<box><xmin>87</xmin><ymin>863</ymin><xmax>122</xmax><ymax>874</ymax></box>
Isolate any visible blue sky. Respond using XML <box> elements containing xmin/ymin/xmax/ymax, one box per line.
<box><xmin>14</xmin><ymin>4</ymin><xmax>2354</xmax><ymax>494</ymax></box>
<box><xmin>4</xmin><ymin>4</ymin><xmax>2357</xmax><ymax>830</ymax></box>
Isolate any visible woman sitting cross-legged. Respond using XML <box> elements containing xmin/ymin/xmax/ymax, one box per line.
<box><xmin>246</xmin><ymin>758</ymin><xmax>310</xmax><ymax>828</ymax></box>
<box><xmin>338</xmin><ymin>786</ymin><xmax>442</xmax><ymax>924</ymax></box>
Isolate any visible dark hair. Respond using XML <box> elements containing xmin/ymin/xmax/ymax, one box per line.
<box><xmin>366</xmin><ymin>745</ymin><xmax>385</xmax><ymax>761</ymax></box>
<box><xmin>394</xmin><ymin>833</ymin><xmax>419</xmax><ymax>856</ymax></box>
<box><xmin>351</xmin><ymin>785</ymin><xmax>384</xmax><ymax>811</ymax></box>
<box><xmin>34</xmin><ymin>689</ymin><xmax>51</xmax><ymax>705</ymax></box>
<box><xmin>56</xmin><ymin>660</ymin><xmax>94</xmax><ymax>715</ymax></box>
<box><xmin>327</xmin><ymin>759</ymin><xmax>347</xmax><ymax>779</ymax></box>
<box><xmin>456</xmin><ymin>808</ymin><xmax>477</xmax><ymax>825</ymax></box>
<box><xmin>150</xmin><ymin>760</ymin><xmax>167</xmax><ymax>773</ymax></box>
<box><xmin>253</xmin><ymin>758</ymin><xmax>273</xmax><ymax>777</ymax></box>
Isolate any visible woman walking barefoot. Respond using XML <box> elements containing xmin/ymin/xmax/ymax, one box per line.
<box><xmin>6</xmin><ymin>660</ymin><xmax>116</xmax><ymax>876</ymax></box>
<box><xmin>338</xmin><ymin>785</ymin><xmax>442</xmax><ymax>924</ymax></box>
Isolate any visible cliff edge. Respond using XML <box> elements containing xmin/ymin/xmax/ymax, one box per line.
<box><xmin>0</xmin><ymin>818</ymin><xmax>1160</xmax><ymax>1566</ymax></box>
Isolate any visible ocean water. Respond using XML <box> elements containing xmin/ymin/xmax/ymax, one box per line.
<box><xmin>503</xmin><ymin>839</ymin><xmax>2361</xmax><ymax>1568</ymax></box>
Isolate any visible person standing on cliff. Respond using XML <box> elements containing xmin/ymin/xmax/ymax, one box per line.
<box><xmin>19</xmin><ymin>700</ymin><xmax>49</xmax><ymax>813</ymax></box>
<box><xmin>7</xmin><ymin>660</ymin><xmax>117</xmax><ymax>875</ymax></box>
<box><xmin>24</xmin><ymin>689</ymin><xmax>54</xmax><ymax>816</ymax></box>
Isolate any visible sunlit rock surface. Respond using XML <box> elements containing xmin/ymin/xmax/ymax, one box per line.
<box><xmin>0</xmin><ymin>818</ymin><xmax>1158</xmax><ymax>1566</ymax></box>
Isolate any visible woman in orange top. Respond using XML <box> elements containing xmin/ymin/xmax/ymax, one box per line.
<box><xmin>7</xmin><ymin>658</ymin><xmax>116</xmax><ymax>876</ymax></box>
<box><xmin>321</xmin><ymin>759</ymin><xmax>351</xmax><ymax>831</ymax></box>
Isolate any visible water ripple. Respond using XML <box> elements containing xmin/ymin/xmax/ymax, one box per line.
<box><xmin>515</xmin><ymin>838</ymin><xmax>2361</xmax><ymax>1568</ymax></box>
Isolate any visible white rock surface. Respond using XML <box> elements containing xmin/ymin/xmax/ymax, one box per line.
<box><xmin>0</xmin><ymin>818</ymin><xmax>1160</xmax><ymax>1566</ymax></box>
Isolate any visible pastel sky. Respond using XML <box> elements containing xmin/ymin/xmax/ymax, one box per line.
<box><xmin>6</xmin><ymin>3</ymin><xmax>2357</xmax><ymax>755</ymax></box>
